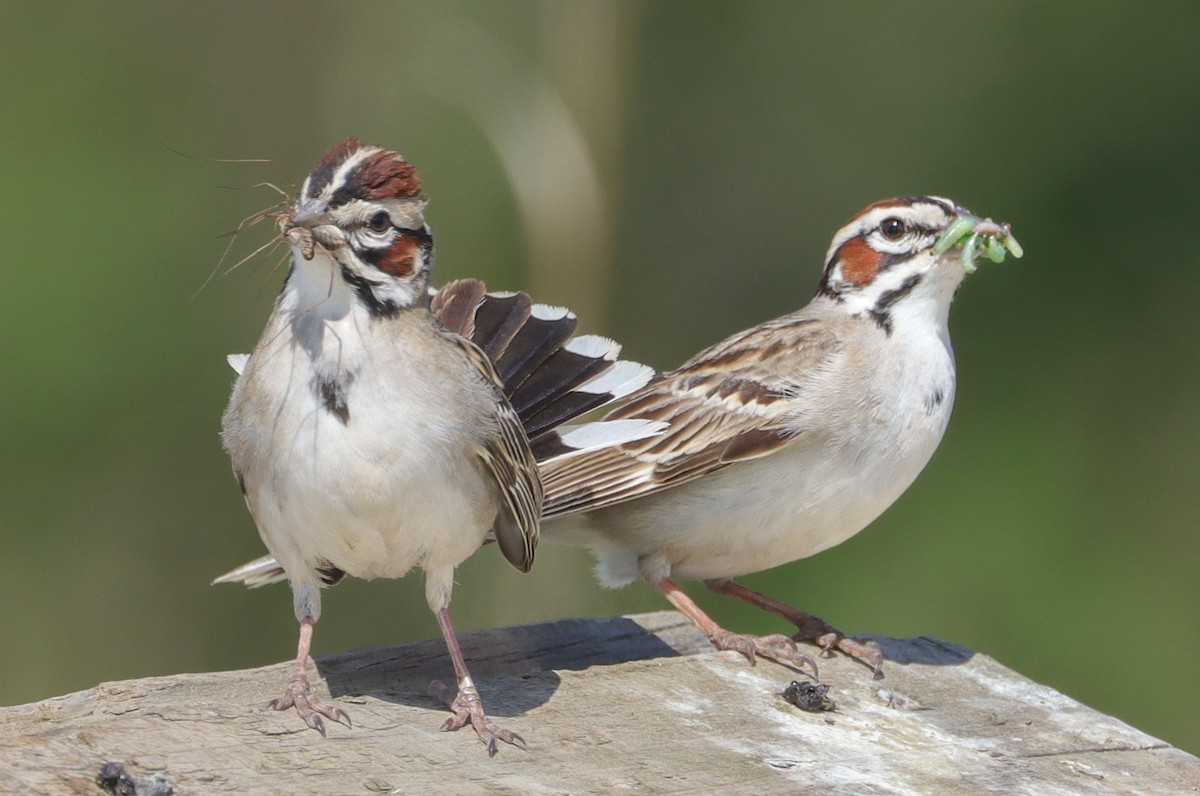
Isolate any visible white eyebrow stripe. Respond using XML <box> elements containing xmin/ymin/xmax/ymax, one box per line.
<box><xmin>824</xmin><ymin>198</ymin><xmax>957</xmax><ymax>265</ymax></box>
<box><xmin>322</xmin><ymin>146</ymin><xmax>383</xmax><ymax>200</ymax></box>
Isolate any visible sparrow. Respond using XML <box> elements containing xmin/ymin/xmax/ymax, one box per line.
<box><xmin>537</xmin><ymin>196</ymin><xmax>1022</xmax><ymax>677</ymax></box>
<box><xmin>216</xmin><ymin>139</ymin><xmax>657</xmax><ymax>754</ymax></box>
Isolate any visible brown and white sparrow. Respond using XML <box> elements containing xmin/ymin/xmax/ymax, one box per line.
<box><xmin>538</xmin><ymin>196</ymin><xmax>1021</xmax><ymax>677</ymax></box>
<box><xmin>216</xmin><ymin>139</ymin><xmax>657</xmax><ymax>754</ymax></box>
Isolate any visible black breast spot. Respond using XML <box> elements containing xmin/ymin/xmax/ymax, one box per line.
<box><xmin>317</xmin><ymin>377</ymin><xmax>350</xmax><ymax>424</ymax></box>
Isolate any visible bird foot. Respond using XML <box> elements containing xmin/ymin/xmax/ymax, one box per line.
<box><xmin>430</xmin><ymin>680</ymin><xmax>525</xmax><ymax>757</ymax></box>
<box><xmin>267</xmin><ymin>670</ymin><xmax>351</xmax><ymax>735</ymax></box>
<box><xmin>708</xmin><ymin>629</ymin><xmax>820</xmax><ymax>679</ymax></box>
<box><xmin>808</xmin><ymin>630</ymin><xmax>885</xmax><ymax>679</ymax></box>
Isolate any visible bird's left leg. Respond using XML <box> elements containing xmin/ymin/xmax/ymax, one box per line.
<box><xmin>705</xmin><ymin>578</ymin><xmax>884</xmax><ymax>678</ymax></box>
<box><xmin>426</xmin><ymin>572</ymin><xmax>525</xmax><ymax>756</ymax></box>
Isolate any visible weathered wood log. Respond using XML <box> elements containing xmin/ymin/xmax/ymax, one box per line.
<box><xmin>3</xmin><ymin>611</ymin><xmax>1197</xmax><ymax>794</ymax></box>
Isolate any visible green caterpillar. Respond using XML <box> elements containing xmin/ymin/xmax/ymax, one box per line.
<box><xmin>933</xmin><ymin>215</ymin><xmax>1023</xmax><ymax>273</ymax></box>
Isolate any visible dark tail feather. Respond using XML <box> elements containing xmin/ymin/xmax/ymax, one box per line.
<box><xmin>513</xmin><ymin>341</ymin><xmax>621</xmax><ymax>436</ymax></box>
<box><xmin>433</xmin><ymin>281</ymin><xmax>582</xmax><ymax>389</ymax></box>
<box><xmin>493</xmin><ymin>303</ymin><xmax>578</xmax><ymax>388</ymax></box>
<box><xmin>431</xmin><ymin>280</ymin><xmax>652</xmax><ymax>440</ymax></box>
<box><xmin>469</xmin><ymin>291</ymin><xmax>536</xmax><ymax>361</ymax></box>
<box><xmin>432</xmin><ymin>279</ymin><xmax>664</xmax><ymax>481</ymax></box>
<box><xmin>429</xmin><ymin>278</ymin><xmax>487</xmax><ymax>336</ymax></box>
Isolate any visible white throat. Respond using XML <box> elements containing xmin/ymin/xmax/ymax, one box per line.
<box><xmin>276</xmin><ymin>247</ymin><xmax>372</xmax><ymax>380</ymax></box>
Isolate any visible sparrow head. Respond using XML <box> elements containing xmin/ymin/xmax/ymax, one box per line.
<box><xmin>817</xmin><ymin>196</ymin><xmax>1020</xmax><ymax>332</ymax></box>
<box><xmin>283</xmin><ymin>138</ymin><xmax>433</xmax><ymax>316</ymax></box>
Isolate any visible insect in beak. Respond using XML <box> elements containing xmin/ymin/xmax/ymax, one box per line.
<box><xmin>285</xmin><ymin>227</ymin><xmax>316</xmax><ymax>261</ymax></box>
<box><xmin>933</xmin><ymin>214</ymin><xmax>1023</xmax><ymax>273</ymax></box>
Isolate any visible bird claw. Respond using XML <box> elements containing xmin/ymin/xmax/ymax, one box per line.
<box><xmin>268</xmin><ymin>671</ymin><xmax>351</xmax><ymax>735</ymax></box>
<box><xmin>815</xmin><ymin>631</ymin><xmax>840</xmax><ymax>655</ymax></box>
<box><xmin>430</xmin><ymin>679</ymin><xmax>525</xmax><ymax>757</ymax></box>
<box><xmin>709</xmin><ymin>629</ymin><xmax>820</xmax><ymax>680</ymax></box>
<box><xmin>801</xmin><ymin>630</ymin><xmax>885</xmax><ymax>679</ymax></box>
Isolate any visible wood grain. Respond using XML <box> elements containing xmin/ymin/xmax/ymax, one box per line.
<box><xmin>4</xmin><ymin>612</ymin><xmax>1197</xmax><ymax>794</ymax></box>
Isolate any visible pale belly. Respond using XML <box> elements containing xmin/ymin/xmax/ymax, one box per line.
<box><xmin>556</xmin><ymin>420</ymin><xmax>948</xmax><ymax>586</ymax></box>
<box><xmin>232</xmin><ymin>355</ymin><xmax>496</xmax><ymax>586</ymax></box>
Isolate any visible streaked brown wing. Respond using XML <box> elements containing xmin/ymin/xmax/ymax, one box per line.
<box><xmin>540</xmin><ymin>315</ymin><xmax>840</xmax><ymax>517</ymax></box>
<box><xmin>448</xmin><ymin>333</ymin><xmax>542</xmax><ymax>572</ymax></box>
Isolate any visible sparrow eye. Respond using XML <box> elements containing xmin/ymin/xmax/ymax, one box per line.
<box><xmin>368</xmin><ymin>211</ymin><xmax>392</xmax><ymax>233</ymax></box>
<box><xmin>880</xmin><ymin>217</ymin><xmax>906</xmax><ymax>240</ymax></box>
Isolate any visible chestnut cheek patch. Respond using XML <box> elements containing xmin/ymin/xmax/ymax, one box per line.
<box><xmin>374</xmin><ymin>235</ymin><xmax>420</xmax><ymax>278</ymax></box>
<box><xmin>835</xmin><ymin>237</ymin><xmax>881</xmax><ymax>286</ymax></box>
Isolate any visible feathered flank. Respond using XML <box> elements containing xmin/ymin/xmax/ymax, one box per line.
<box><xmin>224</xmin><ymin>280</ymin><xmax>657</xmax><ymax>465</ymax></box>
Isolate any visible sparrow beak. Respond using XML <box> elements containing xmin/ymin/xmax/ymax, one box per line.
<box><xmin>284</xmin><ymin>199</ymin><xmax>341</xmax><ymax>261</ymax></box>
<box><xmin>286</xmin><ymin>198</ymin><xmax>333</xmax><ymax>231</ymax></box>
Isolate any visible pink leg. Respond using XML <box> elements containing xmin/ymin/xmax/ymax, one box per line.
<box><xmin>267</xmin><ymin>617</ymin><xmax>350</xmax><ymax>735</ymax></box>
<box><xmin>653</xmin><ymin>577</ymin><xmax>819</xmax><ymax>679</ymax></box>
<box><xmin>429</xmin><ymin>607</ymin><xmax>525</xmax><ymax>757</ymax></box>
<box><xmin>706</xmin><ymin>579</ymin><xmax>884</xmax><ymax>678</ymax></box>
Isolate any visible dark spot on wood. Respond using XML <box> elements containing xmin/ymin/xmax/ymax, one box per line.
<box><xmin>96</xmin><ymin>761</ymin><xmax>137</xmax><ymax>796</ymax></box>
<box><xmin>783</xmin><ymin>681</ymin><xmax>836</xmax><ymax>712</ymax></box>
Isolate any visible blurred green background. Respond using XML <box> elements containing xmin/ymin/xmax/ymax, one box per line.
<box><xmin>3</xmin><ymin>0</ymin><xmax>1198</xmax><ymax>756</ymax></box>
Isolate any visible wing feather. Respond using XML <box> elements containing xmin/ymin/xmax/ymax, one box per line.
<box><xmin>447</xmin><ymin>332</ymin><xmax>542</xmax><ymax>572</ymax></box>
<box><xmin>541</xmin><ymin>314</ymin><xmax>841</xmax><ymax>517</ymax></box>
